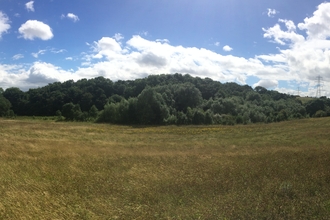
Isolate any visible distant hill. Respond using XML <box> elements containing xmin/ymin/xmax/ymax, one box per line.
<box><xmin>1</xmin><ymin>74</ymin><xmax>330</xmax><ymax>125</ymax></box>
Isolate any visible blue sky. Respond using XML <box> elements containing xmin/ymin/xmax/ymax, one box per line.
<box><xmin>0</xmin><ymin>0</ymin><xmax>329</xmax><ymax>97</ymax></box>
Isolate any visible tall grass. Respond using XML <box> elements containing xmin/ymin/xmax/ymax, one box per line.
<box><xmin>0</xmin><ymin>118</ymin><xmax>329</xmax><ymax>219</ymax></box>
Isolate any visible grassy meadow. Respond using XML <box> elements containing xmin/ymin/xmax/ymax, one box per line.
<box><xmin>0</xmin><ymin>118</ymin><xmax>330</xmax><ymax>219</ymax></box>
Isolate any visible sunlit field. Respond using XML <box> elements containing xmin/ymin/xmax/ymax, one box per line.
<box><xmin>0</xmin><ymin>118</ymin><xmax>330</xmax><ymax>219</ymax></box>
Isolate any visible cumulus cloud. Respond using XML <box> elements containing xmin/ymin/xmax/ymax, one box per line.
<box><xmin>0</xmin><ymin>62</ymin><xmax>78</xmax><ymax>91</ymax></box>
<box><xmin>137</xmin><ymin>52</ymin><xmax>167</xmax><ymax>67</ymax></box>
<box><xmin>253</xmin><ymin>79</ymin><xmax>278</xmax><ymax>89</ymax></box>
<box><xmin>298</xmin><ymin>2</ymin><xmax>330</xmax><ymax>40</ymax></box>
<box><xmin>18</xmin><ymin>20</ymin><xmax>53</xmax><ymax>40</ymax></box>
<box><xmin>263</xmin><ymin>20</ymin><xmax>305</xmax><ymax>45</ymax></box>
<box><xmin>259</xmin><ymin>2</ymin><xmax>330</xmax><ymax>96</ymax></box>
<box><xmin>79</xmin><ymin>35</ymin><xmax>272</xmax><ymax>84</ymax></box>
<box><xmin>27</xmin><ymin>62</ymin><xmax>63</xmax><ymax>84</ymax></box>
<box><xmin>0</xmin><ymin>12</ymin><xmax>10</xmax><ymax>39</ymax></box>
<box><xmin>0</xmin><ymin>64</ymin><xmax>28</xmax><ymax>90</ymax></box>
<box><xmin>223</xmin><ymin>45</ymin><xmax>233</xmax><ymax>52</ymax></box>
<box><xmin>25</xmin><ymin>1</ymin><xmax>35</xmax><ymax>12</ymax></box>
<box><xmin>92</xmin><ymin>37</ymin><xmax>123</xmax><ymax>59</ymax></box>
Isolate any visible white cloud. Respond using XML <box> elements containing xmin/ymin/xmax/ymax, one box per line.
<box><xmin>25</xmin><ymin>1</ymin><xmax>34</xmax><ymax>12</ymax></box>
<box><xmin>114</xmin><ymin>33</ymin><xmax>124</xmax><ymax>41</ymax></box>
<box><xmin>51</xmin><ymin>48</ymin><xmax>66</xmax><ymax>54</ymax></box>
<box><xmin>61</xmin><ymin>13</ymin><xmax>79</xmax><ymax>22</ymax></box>
<box><xmin>2</xmin><ymin>3</ymin><xmax>330</xmax><ymax>97</ymax></box>
<box><xmin>79</xmin><ymin>35</ymin><xmax>269</xmax><ymax>84</ymax></box>
<box><xmin>0</xmin><ymin>12</ymin><xmax>10</xmax><ymax>39</ymax></box>
<box><xmin>256</xmin><ymin>53</ymin><xmax>286</xmax><ymax>63</ymax></box>
<box><xmin>139</xmin><ymin>31</ymin><xmax>149</xmax><ymax>36</ymax></box>
<box><xmin>67</xmin><ymin>13</ymin><xmax>79</xmax><ymax>22</ymax></box>
<box><xmin>0</xmin><ymin>62</ymin><xmax>79</xmax><ymax>91</ymax></box>
<box><xmin>263</xmin><ymin>21</ymin><xmax>305</xmax><ymax>45</ymax></box>
<box><xmin>223</xmin><ymin>45</ymin><xmax>233</xmax><ymax>52</ymax></box>
<box><xmin>156</xmin><ymin>39</ymin><xmax>170</xmax><ymax>44</ymax></box>
<box><xmin>92</xmin><ymin>37</ymin><xmax>123</xmax><ymax>59</ymax></box>
<box><xmin>253</xmin><ymin>79</ymin><xmax>278</xmax><ymax>89</ymax></box>
<box><xmin>298</xmin><ymin>2</ymin><xmax>330</xmax><ymax>40</ymax></box>
<box><xmin>26</xmin><ymin>62</ymin><xmax>73</xmax><ymax>84</ymax></box>
<box><xmin>214</xmin><ymin>42</ymin><xmax>220</xmax><ymax>47</ymax></box>
<box><xmin>279</xmin><ymin>19</ymin><xmax>296</xmax><ymax>32</ymax></box>
<box><xmin>18</xmin><ymin>20</ymin><xmax>53</xmax><ymax>40</ymax></box>
<box><xmin>31</xmin><ymin>49</ymin><xmax>46</xmax><ymax>58</ymax></box>
<box><xmin>267</xmin><ymin>8</ymin><xmax>278</xmax><ymax>18</ymax></box>
<box><xmin>0</xmin><ymin>34</ymin><xmax>303</xmax><ymax>91</ymax></box>
<box><xmin>258</xmin><ymin>2</ymin><xmax>330</xmax><ymax>97</ymax></box>
<box><xmin>12</xmin><ymin>54</ymin><xmax>24</xmax><ymax>60</ymax></box>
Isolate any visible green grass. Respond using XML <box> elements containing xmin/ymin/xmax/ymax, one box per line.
<box><xmin>296</xmin><ymin>96</ymin><xmax>316</xmax><ymax>104</ymax></box>
<box><xmin>0</xmin><ymin>118</ymin><xmax>330</xmax><ymax>219</ymax></box>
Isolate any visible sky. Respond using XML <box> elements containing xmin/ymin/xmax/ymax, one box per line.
<box><xmin>0</xmin><ymin>0</ymin><xmax>330</xmax><ymax>97</ymax></box>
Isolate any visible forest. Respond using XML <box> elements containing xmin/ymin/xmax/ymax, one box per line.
<box><xmin>0</xmin><ymin>73</ymin><xmax>329</xmax><ymax>125</ymax></box>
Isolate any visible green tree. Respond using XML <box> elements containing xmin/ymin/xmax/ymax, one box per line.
<box><xmin>72</xmin><ymin>104</ymin><xmax>84</xmax><ymax>121</ymax></box>
<box><xmin>254</xmin><ymin>86</ymin><xmax>267</xmax><ymax>94</ymax></box>
<box><xmin>204</xmin><ymin>110</ymin><xmax>213</xmax><ymax>124</ymax></box>
<box><xmin>127</xmin><ymin>97</ymin><xmax>138</xmax><ymax>124</ymax></box>
<box><xmin>136</xmin><ymin>87</ymin><xmax>169</xmax><ymax>124</ymax></box>
<box><xmin>314</xmin><ymin>110</ymin><xmax>327</xmax><ymax>117</ymax></box>
<box><xmin>246</xmin><ymin>91</ymin><xmax>261</xmax><ymax>103</ymax></box>
<box><xmin>62</xmin><ymin>103</ymin><xmax>75</xmax><ymax>121</ymax></box>
<box><xmin>173</xmin><ymin>83</ymin><xmax>203</xmax><ymax>112</ymax></box>
<box><xmin>222</xmin><ymin>98</ymin><xmax>238</xmax><ymax>115</ymax></box>
<box><xmin>3</xmin><ymin>87</ymin><xmax>26</xmax><ymax>115</ymax></box>
<box><xmin>305</xmin><ymin>99</ymin><xmax>326</xmax><ymax>117</ymax></box>
<box><xmin>89</xmin><ymin>105</ymin><xmax>99</xmax><ymax>119</ymax></box>
<box><xmin>176</xmin><ymin>111</ymin><xmax>188</xmax><ymax>125</ymax></box>
<box><xmin>98</xmin><ymin>98</ymin><xmax>134</xmax><ymax>124</ymax></box>
<box><xmin>192</xmin><ymin>109</ymin><xmax>205</xmax><ymax>125</ymax></box>
<box><xmin>0</xmin><ymin>94</ymin><xmax>12</xmax><ymax>116</ymax></box>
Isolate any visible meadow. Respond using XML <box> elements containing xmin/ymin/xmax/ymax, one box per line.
<box><xmin>0</xmin><ymin>118</ymin><xmax>330</xmax><ymax>219</ymax></box>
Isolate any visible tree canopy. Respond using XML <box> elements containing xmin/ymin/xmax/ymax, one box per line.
<box><xmin>1</xmin><ymin>74</ymin><xmax>330</xmax><ymax>125</ymax></box>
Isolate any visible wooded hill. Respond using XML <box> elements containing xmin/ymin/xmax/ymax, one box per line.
<box><xmin>1</xmin><ymin>74</ymin><xmax>330</xmax><ymax>125</ymax></box>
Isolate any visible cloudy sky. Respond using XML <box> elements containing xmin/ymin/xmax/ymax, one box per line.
<box><xmin>0</xmin><ymin>0</ymin><xmax>330</xmax><ymax>97</ymax></box>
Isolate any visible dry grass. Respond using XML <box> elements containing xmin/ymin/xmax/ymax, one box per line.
<box><xmin>0</xmin><ymin>118</ymin><xmax>330</xmax><ymax>219</ymax></box>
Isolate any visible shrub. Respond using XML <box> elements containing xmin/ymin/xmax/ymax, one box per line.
<box><xmin>314</xmin><ymin>110</ymin><xmax>327</xmax><ymax>117</ymax></box>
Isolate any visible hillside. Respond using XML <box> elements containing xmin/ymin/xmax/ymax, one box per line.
<box><xmin>1</xmin><ymin>74</ymin><xmax>330</xmax><ymax>125</ymax></box>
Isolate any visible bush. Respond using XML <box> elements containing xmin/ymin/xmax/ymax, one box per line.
<box><xmin>164</xmin><ymin>115</ymin><xmax>177</xmax><ymax>125</ymax></box>
<box><xmin>204</xmin><ymin>110</ymin><xmax>213</xmax><ymax>125</ymax></box>
<box><xmin>176</xmin><ymin>111</ymin><xmax>188</xmax><ymax>125</ymax></box>
<box><xmin>192</xmin><ymin>109</ymin><xmax>205</xmax><ymax>125</ymax></box>
<box><xmin>314</xmin><ymin>110</ymin><xmax>327</xmax><ymax>117</ymax></box>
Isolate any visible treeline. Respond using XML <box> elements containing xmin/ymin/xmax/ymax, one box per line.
<box><xmin>1</xmin><ymin>74</ymin><xmax>330</xmax><ymax>125</ymax></box>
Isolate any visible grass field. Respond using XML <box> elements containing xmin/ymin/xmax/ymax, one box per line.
<box><xmin>0</xmin><ymin>118</ymin><xmax>330</xmax><ymax>219</ymax></box>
